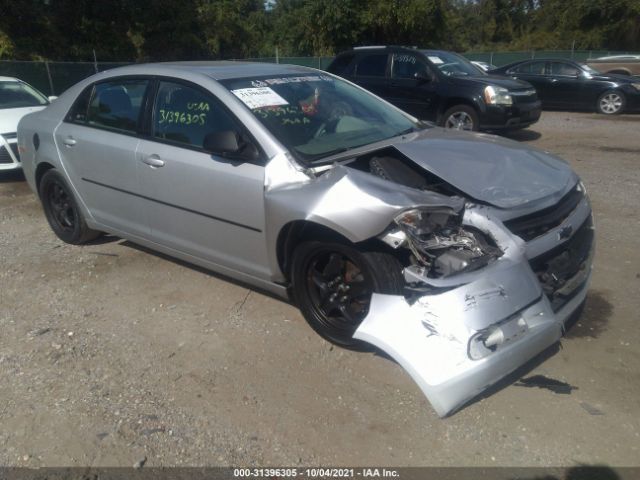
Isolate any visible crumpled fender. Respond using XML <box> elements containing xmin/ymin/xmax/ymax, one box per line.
<box><xmin>263</xmin><ymin>152</ymin><xmax>464</xmax><ymax>280</ymax></box>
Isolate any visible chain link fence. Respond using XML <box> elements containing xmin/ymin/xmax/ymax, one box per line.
<box><xmin>0</xmin><ymin>60</ymin><xmax>129</xmax><ymax>96</ymax></box>
<box><xmin>464</xmin><ymin>50</ymin><xmax>638</xmax><ymax>66</ymax></box>
<box><xmin>2</xmin><ymin>50</ymin><xmax>638</xmax><ymax>95</ymax></box>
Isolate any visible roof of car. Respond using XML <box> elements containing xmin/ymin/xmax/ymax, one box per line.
<box><xmin>107</xmin><ymin>61</ymin><xmax>317</xmax><ymax>81</ymax></box>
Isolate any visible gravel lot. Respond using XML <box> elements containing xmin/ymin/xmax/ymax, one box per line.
<box><xmin>1</xmin><ymin>111</ymin><xmax>639</xmax><ymax>468</ymax></box>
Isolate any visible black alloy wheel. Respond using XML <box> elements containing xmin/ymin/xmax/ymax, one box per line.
<box><xmin>292</xmin><ymin>241</ymin><xmax>404</xmax><ymax>348</ymax></box>
<box><xmin>39</xmin><ymin>169</ymin><xmax>100</xmax><ymax>244</ymax></box>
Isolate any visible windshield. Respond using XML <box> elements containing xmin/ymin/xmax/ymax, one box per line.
<box><xmin>0</xmin><ymin>81</ymin><xmax>48</xmax><ymax>109</ymax></box>
<box><xmin>220</xmin><ymin>74</ymin><xmax>422</xmax><ymax>164</ymax></box>
<box><xmin>422</xmin><ymin>51</ymin><xmax>485</xmax><ymax>77</ymax></box>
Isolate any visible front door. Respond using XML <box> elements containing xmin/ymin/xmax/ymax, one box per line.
<box><xmin>136</xmin><ymin>80</ymin><xmax>270</xmax><ymax>278</ymax></box>
<box><xmin>387</xmin><ymin>52</ymin><xmax>439</xmax><ymax>121</ymax></box>
<box><xmin>508</xmin><ymin>61</ymin><xmax>551</xmax><ymax>104</ymax></box>
<box><xmin>546</xmin><ymin>61</ymin><xmax>584</xmax><ymax>106</ymax></box>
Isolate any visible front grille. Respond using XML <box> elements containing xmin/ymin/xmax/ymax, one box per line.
<box><xmin>9</xmin><ymin>143</ymin><xmax>19</xmax><ymax>162</ymax></box>
<box><xmin>511</xmin><ymin>89</ymin><xmax>538</xmax><ymax>104</ymax></box>
<box><xmin>504</xmin><ymin>186</ymin><xmax>583</xmax><ymax>241</ymax></box>
<box><xmin>0</xmin><ymin>146</ymin><xmax>12</xmax><ymax>164</ymax></box>
<box><xmin>529</xmin><ymin>216</ymin><xmax>594</xmax><ymax>312</ymax></box>
<box><xmin>0</xmin><ymin>144</ymin><xmax>19</xmax><ymax>164</ymax></box>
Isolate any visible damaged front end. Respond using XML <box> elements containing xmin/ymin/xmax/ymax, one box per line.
<box><xmin>355</xmin><ymin>187</ymin><xmax>594</xmax><ymax>417</ymax></box>
<box><xmin>265</xmin><ymin>136</ymin><xmax>594</xmax><ymax>418</ymax></box>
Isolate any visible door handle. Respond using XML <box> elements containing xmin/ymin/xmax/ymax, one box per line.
<box><xmin>142</xmin><ymin>154</ymin><xmax>165</xmax><ymax>168</ymax></box>
<box><xmin>63</xmin><ymin>137</ymin><xmax>76</xmax><ymax>147</ymax></box>
<box><xmin>550</xmin><ymin>78</ymin><xmax>559</xmax><ymax>83</ymax></box>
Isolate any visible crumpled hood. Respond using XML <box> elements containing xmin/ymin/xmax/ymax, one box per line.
<box><xmin>0</xmin><ymin>106</ymin><xmax>46</xmax><ymax>134</ymax></box>
<box><xmin>394</xmin><ymin>130</ymin><xmax>578</xmax><ymax>209</ymax></box>
<box><xmin>450</xmin><ymin>74</ymin><xmax>533</xmax><ymax>90</ymax></box>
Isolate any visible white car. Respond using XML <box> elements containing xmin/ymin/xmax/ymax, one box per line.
<box><xmin>1</xmin><ymin>77</ymin><xmax>51</xmax><ymax>171</ymax></box>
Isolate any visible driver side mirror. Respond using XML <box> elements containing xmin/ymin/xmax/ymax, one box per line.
<box><xmin>203</xmin><ymin>130</ymin><xmax>259</xmax><ymax>162</ymax></box>
<box><xmin>414</xmin><ymin>70</ymin><xmax>432</xmax><ymax>84</ymax></box>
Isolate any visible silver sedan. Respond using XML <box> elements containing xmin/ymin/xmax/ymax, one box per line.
<box><xmin>18</xmin><ymin>62</ymin><xmax>594</xmax><ymax>417</ymax></box>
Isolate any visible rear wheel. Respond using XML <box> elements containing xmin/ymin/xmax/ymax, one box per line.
<box><xmin>597</xmin><ymin>90</ymin><xmax>625</xmax><ymax>115</ymax></box>
<box><xmin>291</xmin><ymin>241</ymin><xmax>404</xmax><ymax>348</ymax></box>
<box><xmin>441</xmin><ymin>105</ymin><xmax>479</xmax><ymax>131</ymax></box>
<box><xmin>39</xmin><ymin>169</ymin><xmax>100</xmax><ymax>244</ymax></box>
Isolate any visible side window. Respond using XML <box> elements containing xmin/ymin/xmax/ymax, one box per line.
<box><xmin>356</xmin><ymin>54</ymin><xmax>388</xmax><ymax>77</ymax></box>
<box><xmin>87</xmin><ymin>79</ymin><xmax>149</xmax><ymax>133</ymax></box>
<box><xmin>66</xmin><ymin>85</ymin><xmax>93</xmax><ymax>123</ymax></box>
<box><xmin>550</xmin><ymin>62</ymin><xmax>580</xmax><ymax>76</ymax></box>
<box><xmin>513</xmin><ymin>61</ymin><xmax>546</xmax><ymax>75</ymax></box>
<box><xmin>329</xmin><ymin>54</ymin><xmax>356</xmax><ymax>76</ymax></box>
<box><xmin>391</xmin><ymin>54</ymin><xmax>429</xmax><ymax>79</ymax></box>
<box><xmin>153</xmin><ymin>81</ymin><xmax>239</xmax><ymax>150</ymax></box>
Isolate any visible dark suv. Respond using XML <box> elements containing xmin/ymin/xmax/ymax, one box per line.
<box><xmin>327</xmin><ymin>46</ymin><xmax>542</xmax><ymax>131</ymax></box>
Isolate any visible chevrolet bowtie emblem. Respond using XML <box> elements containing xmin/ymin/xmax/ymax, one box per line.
<box><xmin>558</xmin><ymin>225</ymin><xmax>573</xmax><ymax>240</ymax></box>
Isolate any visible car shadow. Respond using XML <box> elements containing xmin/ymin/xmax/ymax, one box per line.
<box><xmin>502</xmin><ymin>129</ymin><xmax>542</xmax><ymax>142</ymax></box>
<box><xmin>119</xmin><ymin>240</ymin><xmax>292</xmax><ymax>305</ymax></box>
<box><xmin>448</xmin><ymin>341</ymin><xmax>563</xmax><ymax>416</ymax></box>
<box><xmin>563</xmin><ymin>291</ymin><xmax>613</xmax><ymax>339</ymax></box>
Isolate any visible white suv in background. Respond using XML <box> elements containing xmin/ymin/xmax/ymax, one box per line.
<box><xmin>1</xmin><ymin>77</ymin><xmax>51</xmax><ymax>171</ymax></box>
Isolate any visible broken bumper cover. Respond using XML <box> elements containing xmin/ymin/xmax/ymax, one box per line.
<box><xmin>354</xmin><ymin>219</ymin><xmax>594</xmax><ymax>417</ymax></box>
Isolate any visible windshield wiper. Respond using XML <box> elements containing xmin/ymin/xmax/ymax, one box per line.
<box><xmin>302</xmin><ymin>147</ymin><xmax>351</xmax><ymax>163</ymax></box>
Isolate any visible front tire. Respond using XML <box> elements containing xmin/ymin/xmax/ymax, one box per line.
<box><xmin>291</xmin><ymin>241</ymin><xmax>404</xmax><ymax>348</ymax></box>
<box><xmin>39</xmin><ymin>169</ymin><xmax>100</xmax><ymax>244</ymax></box>
<box><xmin>441</xmin><ymin>105</ymin><xmax>479</xmax><ymax>131</ymax></box>
<box><xmin>597</xmin><ymin>90</ymin><xmax>625</xmax><ymax>115</ymax></box>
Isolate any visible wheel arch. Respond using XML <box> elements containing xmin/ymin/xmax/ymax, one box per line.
<box><xmin>606</xmin><ymin>69</ymin><xmax>631</xmax><ymax>76</ymax></box>
<box><xmin>35</xmin><ymin>162</ymin><xmax>56</xmax><ymax>197</ymax></box>
<box><xmin>438</xmin><ymin>97</ymin><xmax>482</xmax><ymax>122</ymax></box>
<box><xmin>276</xmin><ymin>220</ymin><xmax>397</xmax><ymax>281</ymax></box>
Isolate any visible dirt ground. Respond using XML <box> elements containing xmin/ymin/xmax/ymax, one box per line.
<box><xmin>1</xmin><ymin>111</ymin><xmax>639</xmax><ymax>468</ymax></box>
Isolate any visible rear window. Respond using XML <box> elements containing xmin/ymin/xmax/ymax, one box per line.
<box><xmin>328</xmin><ymin>54</ymin><xmax>356</xmax><ymax>76</ymax></box>
<box><xmin>86</xmin><ymin>80</ymin><xmax>149</xmax><ymax>133</ymax></box>
<box><xmin>512</xmin><ymin>61</ymin><xmax>546</xmax><ymax>74</ymax></box>
<box><xmin>356</xmin><ymin>54</ymin><xmax>388</xmax><ymax>77</ymax></box>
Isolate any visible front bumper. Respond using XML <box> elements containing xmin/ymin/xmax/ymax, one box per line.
<box><xmin>354</xmin><ymin>194</ymin><xmax>594</xmax><ymax>417</ymax></box>
<box><xmin>0</xmin><ymin>133</ymin><xmax>21</xmax><ymax>171</ymax></box>
<box><xmin>479</xmin><ymin>101</ymin><xmax>542</xmax><ymax>130</ymax></box>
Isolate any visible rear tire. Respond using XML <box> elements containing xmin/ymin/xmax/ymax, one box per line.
<box><xmin>291</xmin><ymin>241</ymin><xmax>404</xmax><ymax>349</ymax></box>
<box><xmin>441</xmin><ymin>105</ymin><xmax>479</xmax><ymax>131</ymax></box>
<box><xmin>597</xmin><ymin>90</ymin><xmax>625</xmax><ymax>115</ymax></box>
<box><xmin>39</xmin><ymin>169</ymin><xmax>101</xmax><ymax>244</ymax></box>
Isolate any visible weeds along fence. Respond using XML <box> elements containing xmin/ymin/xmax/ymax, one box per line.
<box><xmin>1</xmin><ymin>50</ymin><xmax>638</xmax><ymax>96</ymax></box>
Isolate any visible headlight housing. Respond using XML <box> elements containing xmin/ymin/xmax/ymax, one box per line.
<box><xmin>484</xmin><ymin>85</ymin><xmax>513</xmax><ymax>106</ymax></box>
<box><xmin>394</xmin><ymin>208</ymin><xmax>502</xmax><ymax>277</ymax></box>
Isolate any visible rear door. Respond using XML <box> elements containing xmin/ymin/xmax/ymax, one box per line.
<box><xmin>352</xmin><ymin>52</ymin><xmax>390</xmax><ymax>98</ymax></box>
<box><xmin>54</xmin><ymin>77</ymin><xmax>150</xmax><ymax>237</ymax></box>
<box><xmin>135</xmin><ymin>79</ymin><xmax>270</xmax><ymax>278</ymax></box>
